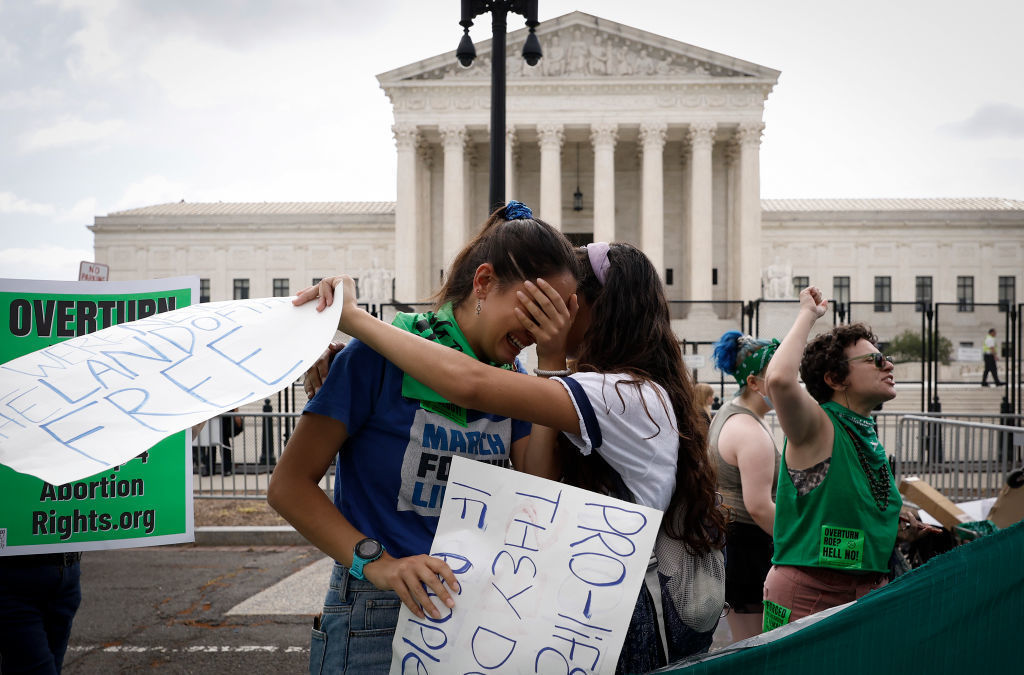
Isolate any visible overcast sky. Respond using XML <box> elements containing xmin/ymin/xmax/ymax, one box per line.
<box><xmin>2</xmin><ymin>0</ymin><xmax>1022</xmax><ymax>280</ymax></box>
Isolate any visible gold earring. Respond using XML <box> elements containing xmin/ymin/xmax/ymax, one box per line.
<box><xmin>476</xmin><ymin>298</ymin><xmax>481</xmax><ymax>315</ymax></box>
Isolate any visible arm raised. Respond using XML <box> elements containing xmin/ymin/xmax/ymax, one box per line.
<box><xmin>764</xmin><ymin>286</ymin><xmax>833</xmax><ymax>469</ymax></box>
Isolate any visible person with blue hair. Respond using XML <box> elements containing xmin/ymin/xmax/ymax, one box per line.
<box><xmin>709</xmin><ymin>329</ymin><xmax>781</xmax><ymax>640</ymax></box>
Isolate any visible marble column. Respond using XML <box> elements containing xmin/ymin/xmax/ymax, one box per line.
<box><xmin>537</xmin><ymin>123</ymin><xmax>564</xmax><ymax>229</ymax></box>
<box><xmin>505</xmin><ymin>126</ymin><xmax>517</xmax><ymax>202</ymax></box>
<box><xmin>440</xmin><ymin>124</ymin><xmax>467</xmax><ymax>268</ymax></box>
<box><xmin>392</xmin><ymin>123</ymin><xmax>419</xmax><ymax>301</ymax></box>
<box><xmin>416</xmin><ymin>136</ymin><xmax>434</xmax><ymax>297</ymax></box>
<box><xmin>639</xmin><ymin>121</ymin><xmax>667</xmax><ymax>278</ymax></box>
<box><xmin>724</xmin><ymin>139</ymin><xmax>740</xmax><ymax>306</ymax></box>
<box><xmin>590</xmin><ymin>122</ymin><xmax>618</xmax><ymax>243</ymax></box>
<box><xmin>736</xmin><ymin>122</ymin><xmax>765</xmax><ymax>302</ymax></box>
<box><xmin>686</xmin><ymin>121</ymin><xmax>716</xmax><ymax>301</ymax></box>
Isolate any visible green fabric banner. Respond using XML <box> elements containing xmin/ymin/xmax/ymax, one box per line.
<box><xmin>658</xmin><ymin>520</ymin><xmax>1022</xmax><ymax>673</ymax></box>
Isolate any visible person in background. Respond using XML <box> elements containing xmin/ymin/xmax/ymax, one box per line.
<box><xmin>761</xmin><ymin>286</ymin><xmax>901</xmax><ymax>627</ymax></box>
<box><xmin>219</xmin><ymin>408</ymin><xmax>243</xmax><ymax>476</ymax></box>
<box><xmin>709</xmin><ymin>330</ymin><xmax>781</xmax><ymax>640</ymax></box>
<box><xmin>695</xmin><ymin>382</ymin><xmax>715</xmax><ymax>426</ymax></box>
<box><xmin>0</xmin><ymin>551</ymin><xmax>81</xmax><ymax>673</ymax></box>
<box><xmin>981</xmin><ymin>327</ymin><xmax>1002</xmax><ymax>387</ymax></box>
<box><xmin>268</xmin><ymin>201</ymin><xmax>579</xmax><ymax>674</ymax></box>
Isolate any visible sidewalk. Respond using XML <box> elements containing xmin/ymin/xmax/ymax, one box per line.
<box><xmin>192</xmin><ymin>497</ymin><xmax>307</xmax><ymax>546</ymax></box>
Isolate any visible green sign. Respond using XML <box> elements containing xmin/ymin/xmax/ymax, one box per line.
<box><xmin>0</xmin><ymin>277</ymin><xmax>197</xmax><ymax>554</ymax></box>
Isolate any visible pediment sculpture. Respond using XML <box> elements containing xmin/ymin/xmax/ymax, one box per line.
<box><xmin>406</xmin><ymin>25</ymin><xmax>750</xmax><ymax>81</ymax></box>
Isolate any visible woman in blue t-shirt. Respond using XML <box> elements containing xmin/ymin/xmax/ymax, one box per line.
<box><xmin>268</xmin><ymin>202</ymin><xmax>578</xmax><ymax>674</ymax></box>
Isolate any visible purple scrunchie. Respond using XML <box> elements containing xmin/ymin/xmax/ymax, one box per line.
<box><xmin>587</xmin><ymin>242</ymin><xmax>611</xmax><ymax>286</ymax></box>
<box><xmin>504</xmin><ymin>200</ymin><xmax>533</xmax><ymax>220</ymax></box>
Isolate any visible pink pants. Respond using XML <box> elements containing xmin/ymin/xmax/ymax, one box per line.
<box><xmin>763</xmin><ymin>564</ymin><xmax>887</xmax><ymax>623</ymax></box>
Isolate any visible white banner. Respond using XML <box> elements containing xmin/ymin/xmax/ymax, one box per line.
<box><xmin>0</xmin><ymin>294</ymin><xmax>341</xmax><ymax>485</ymax></box>
<box><xmin>391</xmin><ymin>456</ymin><xmax>662</xmax><ymax>674</ymax></box>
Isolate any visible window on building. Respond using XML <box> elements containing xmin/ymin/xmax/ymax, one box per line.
<box><xmin>792</xmin><ymin>276</ymin><xmax>809</xmax><ymax>298</ymax></box>
<box><xmin>199</xmin><ymin>278</ymin><xmax>210</xmax><ymax>303</ymax></box>
<box><xmin>957</xmin><ymin>276</ymin><xmax>974</xmax><ymax>312</ymax></box>
<box><xmin>915</xmin><ymin>276</ymin><xmax>932</xmax><ymax>312</ymax></box>
<box><xmin>233</xmin><ymin>278</ymin><xmax>250</xmax><ymax>300</ymax></box>
<box><xmin>874</xmin><ymin>276</ymin><xmax>891</xmax><ymax>313</ymax></box>
<box><xmin>273</xmin><ymin>278</ymin><xmax>289</xmax><ymax>297</ymax></box>
<box><xmin>999</xmin><ymin>276</ymin><xmax>1016</xmax><ymax>312</ymax></box>
<box><xmin>833</xmin><ymin>276</ymin><xmax>850</xmax><ymax>309</ymax></box>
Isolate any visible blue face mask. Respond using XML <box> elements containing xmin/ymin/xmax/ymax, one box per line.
<box><xmin>762</xmin><ymin>395</ymin><xmax>774</xmax><ymax>410</ymax></box>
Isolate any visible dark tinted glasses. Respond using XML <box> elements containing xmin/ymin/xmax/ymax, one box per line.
<box><xmin>846</xmin><ymin>352</ymin><xmax>892</xmax><ymax>369</ymax></box>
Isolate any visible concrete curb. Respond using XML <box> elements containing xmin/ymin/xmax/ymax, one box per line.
<box><xmin>194</xmin><ymin>526</ymin><xmax>309</xmax><ymax>547</ymax></box>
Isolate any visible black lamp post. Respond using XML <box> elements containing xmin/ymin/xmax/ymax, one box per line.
<box><xmin>457</xmin><ymin>0</ymin><xmax>542</xmax><ymax>214</ymax></box>
<box><xmin>573</xmin><ymin>143</ymin><xmax>583</xmax><ymax>211</ymax></box>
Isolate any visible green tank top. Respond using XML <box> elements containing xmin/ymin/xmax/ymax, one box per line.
<box><xmin>772</xmin><ymin>402</ymin><xmax>901</xmax><ymax>574</ymax></box>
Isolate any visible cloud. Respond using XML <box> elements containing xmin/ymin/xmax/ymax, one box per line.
<box><xmin>109</xmin><ymin>175</ymin><xmax>188</xmax><ymax>213</ymax></box>
<box><xmin>61</xmin><ymin>0</ymin><xmax>125</xmax><ymax>81</ymax></box>
<box><xmin>60</xmin><ymin>196</ymin><xmax>99</xmax><ymax>224</ymax></box>
<box><xmin>18</xmin><ymin>115</ymin><xmax>126</xmax><ymax>152</ymax></box>
<box><xmin>0</xmin><ymin>87</ymin><xmax>65</xmax><ymax>110</ymax></box>
<box><xmin>941</xmin><ymin>103</ymin><xmax>1024</xmax><ymax>139</ymax></box>
<box><xmin>0</xmin><ymin>34</ymin><xmax>18</xmax><ymax>68</ymax></box>
<box><xmin>0</xmin><ymin>245</ymin><xmax>93</xmax><ymax>281</ymax></box>
<box><xmin>0</xmin><ymin>192</ymin><xmax>56</xmax><ymax>216</ymax></box>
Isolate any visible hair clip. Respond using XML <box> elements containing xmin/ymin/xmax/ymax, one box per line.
<box><xmin>504</xmin><ymin>200</ymin><xmax>533</xmax><ymax>220</ymax></box>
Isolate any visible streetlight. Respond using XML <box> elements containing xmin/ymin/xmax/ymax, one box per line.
<box><xmin>457</xmin><ymin>1</ymin><xmax>542</xmax><ymax>214</ymax></box>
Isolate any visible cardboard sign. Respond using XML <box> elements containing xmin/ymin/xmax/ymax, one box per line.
<box><xmin>0</xmin><ymin>277</ymin><xmax>196</xmax><ymax>555</ymax></box>
<box><xmin>390</xmin><ymin>457</ymin><xmax>662</xmax><ymax>674</ymax></box>
<box><xmin>0</xmin><ymin>283</ymin><xmax>342</xmax><ymax>486</ymax></box>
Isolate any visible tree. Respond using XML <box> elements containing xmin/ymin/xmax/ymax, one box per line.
<box><xmin>885</xmin><ymin>330</ymin><xmax>952</xmax><ymax>365</ymax></box>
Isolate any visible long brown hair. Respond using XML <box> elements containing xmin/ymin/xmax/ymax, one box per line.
<box><xmin>568</xmin><ymin>244</ymin><xmax>726</xmax><ymax>554</ymax></box>
<box><xmin>432</xmin><ymin>203</ymin><xmax>579</xmax><ymax>310</ymax></box>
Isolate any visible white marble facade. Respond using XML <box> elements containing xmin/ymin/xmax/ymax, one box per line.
<box><xmin>90</xmin><ymin>12</ymin><xmax>1024</xmax><ymax>343</ymax></box>
<box><xmin>380</xmin><ymin>11</ymin><xmax>777</xmax><ymax>306</ymax></box>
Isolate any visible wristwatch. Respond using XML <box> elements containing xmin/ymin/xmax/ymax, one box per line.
<box><xmin>350</xmin><ymin>537</ymin><xmax>385</xmax><ymax>580</ymax></box>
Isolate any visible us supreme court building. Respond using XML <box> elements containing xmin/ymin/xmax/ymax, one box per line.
<box><xmin>92</xmin><ymin>11</ymin><xmax>1024</xmax><ymax>346</ymax></box>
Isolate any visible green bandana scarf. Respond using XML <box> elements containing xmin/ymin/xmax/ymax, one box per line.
<box><xmin>734</xmin><ymin>339</ymin><xmax>780</xmax><ymax>386</ymax></box>
<box><xmin>391</xmin><ymin>302</ymin><xmax>514</xmax><ymax>427</ymax></box>
<box><xmin>822</xmin><ymin>401</ymin><xmax>893</xmax><ymax>511</ymax></box>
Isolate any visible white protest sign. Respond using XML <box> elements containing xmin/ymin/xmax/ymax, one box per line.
<box><xmin>0</xmin><ymin>294</ymin><xmax>342</xmax><ymax>485</ymax></box>
<box><xmin>390</xmin><ymin>456</ymin><xmax>662</xmax><ymax>675</ymax></box>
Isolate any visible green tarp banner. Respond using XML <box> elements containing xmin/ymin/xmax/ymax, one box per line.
<box><xmin>658</xmin><ymin>520</ymin><xmax>1022</xmax><ymax>673</ymax></box>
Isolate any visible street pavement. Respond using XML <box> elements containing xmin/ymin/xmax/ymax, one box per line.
<box><xmin>64</xmin><ymin>543</ymin><xmax>325</xmax><ymax>673</ymax></box>
<box><xmin>64</xmin><ymin>530</ymin><xmax>737</xmax><ymax>673</ymax></box>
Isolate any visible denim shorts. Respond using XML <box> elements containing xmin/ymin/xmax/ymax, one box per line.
<box><xmin>309</xmin><ymin>562</ymin><xmax>403</xmax><ymax>675</ymax></box>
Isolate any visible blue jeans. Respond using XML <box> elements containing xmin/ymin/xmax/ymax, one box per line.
<box><xmin>309</xmin><ymin>562</ymin><xmax>402</xmax><ymax>675</ymax></box>
<box><xmin>0</xmin><ymin>554</ymin><xmax>82</xmax><ymax>674</ymax></box>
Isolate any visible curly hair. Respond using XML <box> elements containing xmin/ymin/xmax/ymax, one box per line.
<box><xmin>800</xmin><ymin>323</ymin><xmax>879</xmax><ymax>403</ymax></box>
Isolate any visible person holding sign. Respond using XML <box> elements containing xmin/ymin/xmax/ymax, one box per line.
<box><xmin>303</xmin><ymin>241</ymin><xmax>727</xmax><ymax>672</ymax></box>
<box><xmin>760</xmin><ymin>286</ymin><xmax>901</xmax><ymax>628</ymax></box>
<box><xmin>268</xmin><ymin>202</ymin><xmax>579</xmax><ymax>674</ymax></box>
<box><xmin>709</xmin><ymin>331</ymin><xmax>781</xmax><ymax>641</ymax></box>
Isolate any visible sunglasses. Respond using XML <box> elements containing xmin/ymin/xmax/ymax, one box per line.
<box><xmin>846</xmin><ymin>353</ymin><xmax>892</xmax><ymax>369</ymax></box>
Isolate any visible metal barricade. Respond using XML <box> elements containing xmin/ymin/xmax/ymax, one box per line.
<box><xmin>192</xmin><ymin>411</ymin><xmax>335</xmax><ymax>499</ymax></box>
<box><xmin>894</xmin><ymin>415</ymin><xmax>1024</xmax><ymax>502</ymax></box>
